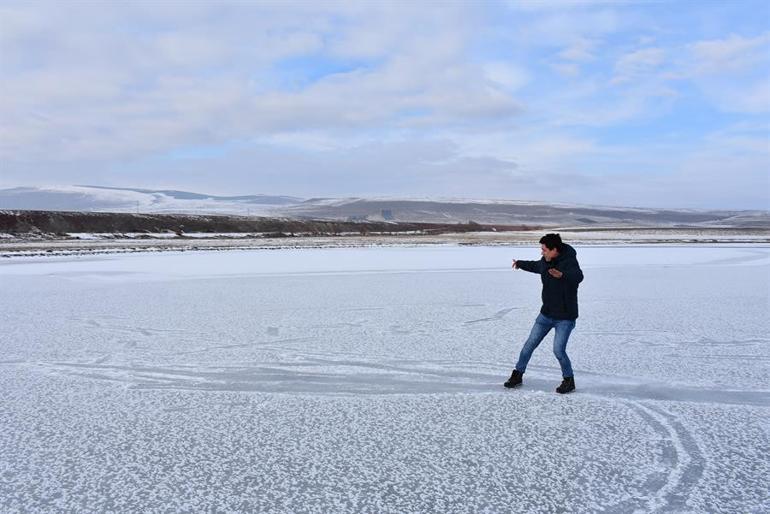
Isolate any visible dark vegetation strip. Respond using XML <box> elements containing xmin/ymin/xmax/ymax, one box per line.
<box><xmin>0</xmin><ymin>210</ymin><xmax>537</xmax><ymax>236</ymax></box>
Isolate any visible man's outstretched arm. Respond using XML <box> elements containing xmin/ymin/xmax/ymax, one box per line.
<box><xmin>512</xmin><ymin>259</ymin><xmax>543</xmax><ymax>274</ymax></box>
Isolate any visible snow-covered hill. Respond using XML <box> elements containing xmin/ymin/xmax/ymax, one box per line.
<box><xmin>284</xmin><ymin>197</ymin><xmax>770</xmax><ymax>228</ymax></box>
<box><xmin>0</xmin><ymin>186</ymin><xmax>302</xmax><ymax>216</ymax></box>
<box><xmin>1</xmin><ymin>185</ymin><xmax>768</xmax><ymax>227</ymax></box>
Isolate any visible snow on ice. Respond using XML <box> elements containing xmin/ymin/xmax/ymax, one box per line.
<box><xmin>1</xmin><ymin>245</ymin><xmax>768</xmax><ymax>512</ymax></box>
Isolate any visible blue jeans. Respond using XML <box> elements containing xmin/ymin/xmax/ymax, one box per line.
<box><xmin>515</xmin><ymin>313</ymin><xmax>575</xmax><ymax>378</ymax></box>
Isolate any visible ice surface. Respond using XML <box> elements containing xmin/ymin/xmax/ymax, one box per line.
<box><xmin>1</xmin><ymin>246</ymin><xmax>768</xmax><ymax>512</ymax></box>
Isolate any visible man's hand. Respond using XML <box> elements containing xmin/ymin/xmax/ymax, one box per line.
<box><xmin>548</xmin><ymin>268</ymin><xmax>563</xmax><ymax>279</ymax></box>
<box><xmin>512</xmin><ymin>259</ymin><xmax>519</xmax><ymax>269</ymax></box>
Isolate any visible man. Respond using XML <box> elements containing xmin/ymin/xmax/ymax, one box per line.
<box><xmin>505</xmin><ymin>233</ymin><xmax>584</xmax><ymax>394</ymax></box>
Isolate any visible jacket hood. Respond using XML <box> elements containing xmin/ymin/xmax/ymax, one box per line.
<box><xmin>559</xmin><ymin>243</ymin><xmax>577</xmax><ymax>259</ymax></box>
<box><xmin>538</xmin><ymin>242</ymin><xmax>577</xmax><ymax>264</ymax></box>
<box><xmin>545</xmin><ymin>243</ymin><xmax>576</xmax><ymax>264</ymax></box>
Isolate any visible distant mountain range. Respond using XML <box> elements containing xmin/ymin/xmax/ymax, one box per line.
<box><xmin>0</xmin><ymin>186</ymin><xmax>300</xmax><ymax>214</ymax></box>
<box><xmin>1</xmin><ymin>185</ymin><xmax>768</xmax><ymax>228</ymax></box>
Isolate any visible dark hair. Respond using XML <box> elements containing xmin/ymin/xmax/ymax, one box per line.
<box><xmin>539</xmin><ymin>233</ymin><xmax>563</xmax><ymax>251</ymax></box>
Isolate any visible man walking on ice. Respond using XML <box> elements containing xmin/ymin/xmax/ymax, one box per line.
<box><xmin>505</xmin><ymin>233</ymin><xmax>584</xmax><ymax>394</ymax></box>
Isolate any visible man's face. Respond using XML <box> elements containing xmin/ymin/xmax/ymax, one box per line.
<box><xmin>541</xmin><ymin>244</ymin><xmax>559</xmax><ymax>262</ymax></box>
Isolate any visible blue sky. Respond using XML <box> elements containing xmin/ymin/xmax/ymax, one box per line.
<box><xmin>1</xmin><ymin>0</ymin><xmax>768</xmax><ymax>209</ymax></box>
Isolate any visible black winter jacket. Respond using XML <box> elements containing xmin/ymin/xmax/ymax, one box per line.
<box><xmin>516</xmin><ymin>244</ymin><xmax>584</xmax><ymax>320</ymax></box>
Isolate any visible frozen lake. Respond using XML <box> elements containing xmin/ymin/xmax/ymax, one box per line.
<box><xmin>1</xmin><ymin>245</ymin><xmax>768</xmax><ymax>512</ymax></box>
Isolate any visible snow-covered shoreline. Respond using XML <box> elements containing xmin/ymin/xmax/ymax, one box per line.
<box><xmin>2</xmin><ymin>229</ymin><xmax>769</xmax><ymax>258</ymax></box>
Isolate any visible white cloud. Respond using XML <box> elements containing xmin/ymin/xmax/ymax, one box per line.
<box><xmin>1</xmin><ymin>0</ymin><xmax>522</xmax><ymax>165</ymax></box>
<box><xmin>727</xmin><ymin>78</ymin><xmax>770</xmax><ymax>114</ymax></box>
<box><xmin>682</xmin><ymin>32</ymin><xmax>770</xmax><ymax>114</ymax></box>
<box><xmin>0</xmin><ymin>0</ymin><xmax>767</xmax><ymax>209</ymax></box>
<box><xmin>108</xmin><ymin>138</ymin><xmax>525</xmax><ymax>199</ymax></box>
<box><xmin>509</xmin><ymin>7</ymin><xmax>623</xmax><ymax>47</ymax></box>
<box><xmin>505</xmin><ymin>0</ymin><xmax>625</xmax><ymax>13</ymax></box>
<box><xmin>611</xmin><ymin>47</ymin><xmax>665</xmax><ymax>84</ymax></box>
<box><xmin>551</xmin><ymin>62</ymin><xmax>581</xmax><ymax>77</ymax></box>
<box><xmin>482</xmin><ymin>62</ymin><xmax>530</xmax><ymax>91</ymax></box>
<box><xmin>704</xmin><ymin>121</ymin><xmax>770</xmax><ymax>155</ymax></box>
<box><xmin>690</xmin><ymin>32</ymin><xmax>770</xmax><ymax>74</ymax></box>
<box><xmin>558</xmin><ymin>38</ymin><xmax>597</xmax><ymax>62</ymax></box>
<box><xmin>550</xmin><ymin>38</ymin><xmax>599</xmax><ymax>77</ymax></box>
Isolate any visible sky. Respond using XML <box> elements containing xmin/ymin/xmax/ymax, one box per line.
<box><xmin>1</xmin><ymin>0</ymin><xmax>768</xmax><ymax>209</ymax></box>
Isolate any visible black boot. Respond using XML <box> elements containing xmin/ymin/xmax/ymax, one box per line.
<box><xmin>556</xmin><ymin>376</ymin><xmax>575</xmax><ymax>394</ymax></box>
<box><xmin>504</xmin><ymin>369</ymin><xmax>522</xmax><ymax>388</ymax></box>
